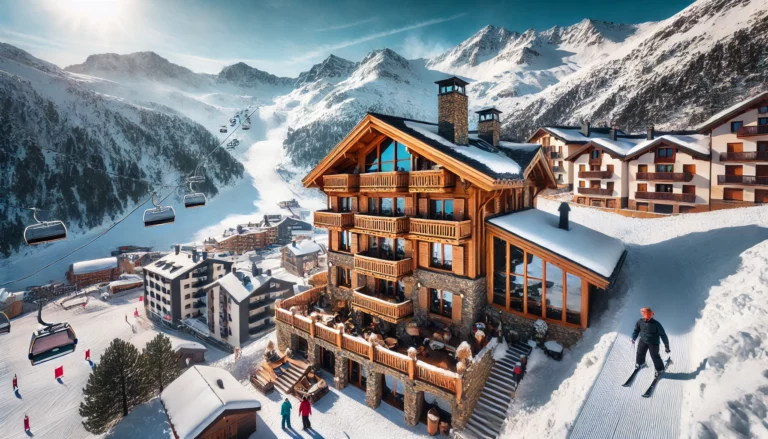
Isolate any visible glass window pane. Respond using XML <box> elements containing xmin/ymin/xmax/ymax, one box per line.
<box><xmin>546</xmin><ymin>263</ymin><xmax>564</xmax><ymax>321</ymax></box>
<box><xmin>509</xmin><ymin>245</ymin><xmax>525</xmax><ymax>275</ymax></box>
<box><xmin>446</xmin><ymin>85</ymin><xmax>453</xmax><ymax>92</ymax></box>
<box><xmin>510</xmin><ymin>274</ymin><xmax>524</xmax><ymax>312</ymax></box>
<box><xmin>395</xmin><ymin>198</ymin><xmax>405</xmax><ymax>216</ymax></box>
<box><xmin>444</xmin><ymin>200</ymin><xmax>454</xmax><ymax>220</ymax></box>
<box><xmin>397</xmin><ymin>280</ymin><xmax>405</xmax><ymax>302</ymax></box>
<box><xmin>380</xmin><ymin>161</ymin><xmax>394</xmax><ymax>172</ymax></box>
<box><xmin>442</xmin><ymin>291</ymin><xmax>453</xmax><ymax>317</ymax></box>
<box><xmin>381</xmin><ymin>238</ymin><xmax>394</xmax><ymax>259</ymax></box>
<box><xmin>527</xmin><ymin>253</ymin><xmax>544</xmax><ymax>279</ymax></box>
<box><xmin>369</xmin><ymin>236</ymin><xmax>378</xmax><ymax>252</ymax></box>
<box><xmin>429</xmin><ymin>289</ymin><xmax>440</xmax><ymax>314</ymax></box>
<box><xmin>396</xmin><ymin>159</ymin><xmax>411</xmax><ymax>172</ymax></box>
<box><xmin>368</xmin><ymin>198</ymin><xmax>379</xmax><ymax>215</ymax></box>
<box><xmin>381</xmin><ymin>198</ymin><xmax>394</xmax><ymax>216</ymax></box>
<box><xmin>395</xmin><ymin>239</ymin><xmax>405</xmax><ymax>260</ymax></box>
<box><xmin>492</xmin><ymin>237</ymin><xmax>507</xmax><ymax>307</ymax></box>
<box><xmin>380</xmin><ymin>139</ymin><xmax>395</xmax><ymax>162</ymax></box>
<box><xmin>566</xmin><ymin>273</ymin><xmax>582</xmax><ymax>325</ymax></box>
<box><xmin>365</xmin><ymin>150</ymin><xmax>379</xmax><ymax>172</ymax></box>
<box><xmin>431</xmin><ymin>244</ymin><xmax>441</xmax><ymax>266</ymax></box>
<box><xmin>430</xmin><ymin>200</ymin><xmax>443</xmax><ymax>219</ymax></box>
<box><xmin>443</xmin><ymin>245</ymin><xmax>453</xmax><ymax>269</ymax></box>
<box><xmin>396</xmin><ymin>142</ymin><xmax>410</xmax><ymax>161</ymax></box>
<box><xmin>527</xmin><ymin>279</ymin><xmax>543</xmax><ymax>317</ymax></box>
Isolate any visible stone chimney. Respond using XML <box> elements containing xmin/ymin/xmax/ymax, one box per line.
<box><xmin>580</xmin><ymin>120</ymin><xmax>591</xmax><ymax>137</ymax></box>
<box><xmin>646</xmin><ymin>124</ymin><xmax>655</xmax><ymax>140</ymax></box>
<box><xmin>558</xmin><ymin>202</ymin><xmax>571</xmax><ymax>230</ymax></box>
<box><xmin>435</xmin><ymin>77</ymin><xmax>469</xmax><ymax>145</ymax></box>
<box><xmin>609</xmin><ymin>126</ymin><xmax>618</xmax><ymax>141</ymax></box>
<box><xmin>476</xmin><ymin>107</ymin><xmax>502</xmax><ymax>147</ymax></box>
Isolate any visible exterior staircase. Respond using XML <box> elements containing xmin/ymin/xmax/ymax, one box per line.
<box><xmin>273</xmin><ymin>362</ymin><xmax>310</xmax><ymax>395</ymax></box>
<box><xmin>461</xmin><ymin>342</ymin><xmax>533</xmax><ymax>439</ymax></box>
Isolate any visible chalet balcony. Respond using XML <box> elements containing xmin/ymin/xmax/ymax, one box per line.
<box><xmin>354</xmin><ymin>214</ymin><xmax>408</xmax><ymax>235</ymax></box>
<box><xmin>350</xmin><ymin>287</ymin><xmax>414</xmax><ymax>323</ymax></box>
<box><xmin>717</xmin><ymin>175</ymin><xmax>768</xmax><ymax>186</ymax></box>
<box><xmin>720</xmin><ymin>151</ymin><xmax>768</xmax><ymax>162</ymax></box>
<box><xmin>192</xmin><ymin>290</ymin><xmax>206</xmax><ymax>299</ymax></box>
<box><xmin>409</xmin><ymin>169</ymin><xmax>455</xmax><ymax>193</ymax></box>
<box><xmin>193</xmin><ymin>300</ymin><xmax>206</xmax><ymax>309</ymax></box>
<box><xmin>359</xmin><ymin>171</ymin><xmax>409</xmax><ymax>192</ymax></box>
<box><xmin>550</xmin><ymin>151</ymin><xmax>561</xmax><ymax>159</ymax></box>
<box><xmin>737</xmin><ymin>125</ymin><xmax>768</xmax><ymax>138</ymax></box>
<box><xmin>354</xmin><ymin>253</ymin><xmax>412</xmax><ymax>281</ymax></box>
<box><xmin>635</xmin><ymin>192</ymin><xmax>696</xmax><ymax>203</ymax></box>
<box><xmin>314</xmin><ymin>210</ymin><xmax>355</xmax><ymax>229</ymax></box>
<box><xmin>248</xmin><ymin>310</ymin><xmax>271</xmax><ymax>323</ymax></box>
<box><xmin>636</xmin><ymin>172</ymin><xmax>694</xmax><ymax>182</ymax></box>
<box><xmin>409</xmin><ymin>217</ymin><xmax>471</xmax><ymax>242</ymax></box>
<box><xmin>323</xmin><ymin>174</ymin><xmax>359</xmax><ymax>192</ymax></box>
<box><xmin>552</xmin><ymin>166</ymin><xmax>564</xmax><ymax>173</ymax></box>
<box><xmin>654</xmin><ymin>156</ymin><xmax>676</xmax><ymax>164</ymax></box>
<box><xmin>578</xmin><ymin>170</ymin><xmax>612</xmax><ymax>179</ymax></box>
<box><xmin>577</xmin><ymin>187</ymin><xmax>613</xmax><ymax>196</ymax></box>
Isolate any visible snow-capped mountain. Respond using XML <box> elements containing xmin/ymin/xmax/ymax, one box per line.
<box><xmin>295</xmin><ymin>54</ymin><xmax>358</xmax><ymax>87</ymax></box>
<box><xmin>0</xmin><ymin>43</ymin><xmax>244</xmax><ymax>257</ymax></box>
<box><xmin>216</xmin><ymin>62</ymin><xmax>293</xmax><ymax>89</ymax></box>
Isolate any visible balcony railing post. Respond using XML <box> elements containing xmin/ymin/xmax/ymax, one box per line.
<box><xmin>369</xmin><ymin>341</ymin><xmax>375</xmax><ymax>362</ymax></box>
<box><xmin>310</xmin><ymin>315</ymin><xmax>316</xmax><ymax>338</ymax></box>
<box><xmin>336</xmin><ymin>323</ymin><xmax>344</xmax><ymax>348</ymax></box>
<box><xmin>408</xmin><ymin>358</ymin><xmax>416</xmax><ymax>381</ymax></box>
<box><xmin>456</xmin><ymin>376</ymin><xmax>463</xmax><ymax>401</ymax></box>
<box><xmin>290</xmin><ymin>309</ymin><xmax>295</xmax><ymax>328</ymax></box>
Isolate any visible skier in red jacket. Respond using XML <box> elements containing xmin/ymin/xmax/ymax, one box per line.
<box><xmin>299</xmin><ymin>396</ymin><xmax>312</xmax><ymax>430</ymax></box>
<box><xmin>12</xmin><ymin>374</ymin><xmax>18</xmax><ymax>392</ymax></box>
<box><xmin>24</xmin><ymin>414</ymin><xmax>30</xmax><ymax>432</ymax></box>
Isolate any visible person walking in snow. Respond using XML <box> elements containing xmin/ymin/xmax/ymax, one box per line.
<box><xmin>23</xmin><ymin>414</ymin><xmax>30</xmax><ymax>432</ymax></box>
<box><xmin>513</xmin><ymin>363</ymin><xmax>522</xmax><ymax>385</ymax></box>
<box><xmin>631</xmin><ymin>307</ymin><xmax>670</xmax><ymax>377</ymax></box>
<box><xmin>12</xmin><ymin>374</ymin><xmax>18</xmax><ymax>392</ymax></box>
<box><xmin>281</xmin><ymin>398</ymin><xmax>292</xmax><ymax>430</ymax></box>
<box><xmin>299</xmin><ymin>395</ymin><xmax>312</xmax><ymax>430</ymax></box>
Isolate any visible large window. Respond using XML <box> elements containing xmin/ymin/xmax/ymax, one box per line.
<box><xmin>429</xmin><ymin>199</ymin><xmax>455</xmax><ymax>220</ymax></box>
<box><xmin>365</xmin><ymin>139</ymin><xmax>411</xmax><ymax>172</ymax></box>
<box><xmin>368</xmin><ymin>197</ymin><xmax>406</xmax><ymax>216</ymax></box>
<box><xmin>375</xmin><ymin>279</ymin><xmax>405</xmax><ymax>302</ymax></box>
<box><xmin>429</xmin><ymin>289</ymin><xmax>453</xmax><ymax>318</ymax></box>
<box><xmin>655</xmin><ymin>164</ymin><xmax>673</xmax><ymax>172</ymax></box>
<box><xmin>731</xmin><ymin>121</ymin><xmax>743</xmax><ymax>133</ymax></box>
<box><xmin>590</xmin><ymin>150</ymin><xmax>600</xmax><ymax>160</ymax></box>
<box><xmin>368</xmin><ymin>236</ymin><xmax>406</xmax><ymax>260</ymax></box>
<box><xmin>656</xmin><ymin>148</ymin><xmax>674</xmax><ymax>159</ymax></box>
<box><xmin>430</xmin><ymin>243</ymin><xmax>453</xmax><ymax>270</ymax></box>
<box><xmin>339</xmin><ymin>197</ymin><xmax>352</xmax><ymax>212</ymax></box>
<box><xmin>338</xmin><ymin>267</ymin><xmax>351</xmax><ymax>288</ymax></box>
<box><xmin>339</xmin><ymin>230</ymin><xmax>351</xmax><ymax>252</ymax></box>
<box><xmin>759</xmin><ymin>117</ymin><xmax>768</xmax><ymax>126</ymax></box>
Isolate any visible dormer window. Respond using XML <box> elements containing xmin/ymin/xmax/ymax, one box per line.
<box><xmin>590</xmin><ymin>150</ymin><xmax>600</xmax><ymax>159</ymax></box>
<box><xmin>365</xmin><ymin>139</ymin><xmax>411</xmax><ymax>172</ymax></box>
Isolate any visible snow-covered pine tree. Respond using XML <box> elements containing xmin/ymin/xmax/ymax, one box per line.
<box><xmin>143</xmin><ymin>333</ymin><xmax>182</xmax><ymax>394</ymax></box>
<box><xmin>79</xmin><ymin>338</ymin><xmax>150</xmax><ymax>433</ymax></box>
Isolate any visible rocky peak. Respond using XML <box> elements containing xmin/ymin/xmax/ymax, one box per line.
<box><xmin>216</xmin><ymin>62</ymin><xmax>293</xmax><ymax>88</ymax></box>
<box><xmin>295</xmin><ymin>54</ymin><xmax>357</xmax><ymax>86</ymax></box>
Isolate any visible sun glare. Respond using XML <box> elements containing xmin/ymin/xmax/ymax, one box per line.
<box><xmin>46</xmin><ymin>0</ymin><xmax>134</xmax><ymax>36</ymax></box>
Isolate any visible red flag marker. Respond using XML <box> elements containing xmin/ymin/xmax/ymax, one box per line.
<box><xmin>54</xmin><ymin>366</ymin><xmax>64</xmax><ymax>380</ymax></box>
<box><xmin>139</xmin><ymin>296</ymin><xmax>143</xmax><ymax>302</ymax></box>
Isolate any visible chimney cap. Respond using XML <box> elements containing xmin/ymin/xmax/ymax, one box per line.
<box><xmin>558</xmin><ymin>202</ymin><xmax>571</xmax><ymax>213</ymax></box>
<box><xmin>475</xmin><ymin>107</ymin><xmax>503</xmax><ymax>115</ymax></box>
<box><xmin>434</xmin><ymin>76</ymin><xmax>469</xmax><ymax>87</ymax></box>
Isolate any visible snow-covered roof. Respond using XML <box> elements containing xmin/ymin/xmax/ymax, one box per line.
<box><xmin>405</xmin><ymin>121</ymin><xmax>522</xmax><ymax>175</ymax></box>
<box><xmin>160</xmin><ymin>366</ymin><xmax>261</xmax><ymax>439</ymax></box>
<box><xmin>72</xmin><ymin>257</ymin><xmax>118</xmax><ymax>275</ymax></box>
<box><xmin>143</xmin><ymin>252</ymin><xmax>203</xmax><ymax>280</ymax></box>
<box><xmin>541</xmin><ymin>127</ymin><xmax>627</xmax><ymax>144</ymax></box>
<box><xmin>211</xmin><ymin>272</ymin><xmax>253</xmax><ymax>303</ymax></box>
<box><xmin>497</xmin><ymin>141</ymin><xmax>541</xmax><ymax>151</ymax></box>
<box><xmin>624</xmin><ymin>134</ymin><xmax>710</xmax><ymax>159</ymax></box>
<box><xmin>109</xmin><ymin>274</ymin><xmax>144</xmax><ymax>288</ymax></box>
<box><xmin>216</xmin><ymin>226</ymin><xmax>267</xmax><ymax>243</ymax></box>
<box><xmin>284</xmin><ymin>240</ymin><xmax>323</xmax><ymax>256</ymax></box>
<box><xmin>696</xmin><ymin>91</ymin><xmax>768</xmax><ymax>133</ymax></box>
<box><xmin>488</xmin><ymin>209</ymin><xmax>626</xmax><ymax>279</ymax></box>
<box><xmin>174</xmin><ymin>342</ymin><xmax>207</xmax><ymax>353</ymax></box>
<box><xmin>588</xmin><ymin>137</ymin><xmax>643</xmax><ymax>157</ymax></box>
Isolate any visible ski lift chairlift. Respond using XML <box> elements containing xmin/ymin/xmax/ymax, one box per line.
<box><xmin>28</xmin><ymin>302</ymin><xmax>77</xmax><ymax>366</ymax></box>
<box><xmin>184</xmin><ymin>175</ymin><xmax>207</xmax><ymax>209</ymax></box>
<box><xmin>143</xmin><ymin>192</ymin><xmax>176</xmax><ymax>226</ymax></box>
<box><xmin>220</xmin><ymin>126</ymin><xmax>228</xmax><ymax>133</ymax></box>
<box><xmin>24</xmin><ymin>208</ymin><xmax>67</xmax><ymax>245</ymax></box>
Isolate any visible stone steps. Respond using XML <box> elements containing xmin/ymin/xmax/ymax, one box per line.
<box><xmin>273</xmin><ymin>363</ymin><xmax>308</xmax><ymax>395</ymax></box>
<box><xmin>459</xmin><ymin>342</ymin><xmax>533</xmax><ymax>439</ymax></box>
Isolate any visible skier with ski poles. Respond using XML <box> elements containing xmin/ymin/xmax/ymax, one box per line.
<box><xmin>631</xmin><ymin>307</ymin><xmax>670</xmax><ymax>378</ymax></box>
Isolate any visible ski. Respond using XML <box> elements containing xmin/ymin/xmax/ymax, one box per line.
<box><xmin>622</xmin><ymin>364</ymin><xmax>645</xmax><ymax>387</ymax></box>
<box><xmin>641</xmin><ymin>357</ymin><xmax>673</xmax><ymax>398</ymax></box>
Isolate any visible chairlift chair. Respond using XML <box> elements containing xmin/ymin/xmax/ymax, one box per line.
<box><xmin>184</xmin><ymin>175</ymin><xmax>207</xmax><ymax>209</ymax></box>
<box><xmin>28</xmin><ymin>301</ymin><xmax>77</xmax><ymax>366</ymax></box>
<box><xmin>0</xmin><ymin>312</ymin><xmax>10</xmax><ymax>335</ymax></box>
<box><xmin>143</xmin><ymin>192</ymin><xmax>176</xmax><ymax>227</ymax></box>
<box><xmin>24</xmin><ymin>209</ymin><xmax>67</xmax><ymax>245</ymax></box>
<box><xmin>219</xmin><ymin>126</ymin><xmax>228</xmax><ymax>133</ymax></box>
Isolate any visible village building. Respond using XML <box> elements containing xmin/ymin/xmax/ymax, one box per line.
<box><xmin>271</xmin><ymin>77</ymin><xmax>624</xmax><ymax>432</ymax></box>
<box><xmin>273</xmin><ymin>217</ymin><xmax>314</xmax><ymax>245</ymax></box>
<box><xmin>142</xmin><ymin>247</ymin><xmax>232</xmax><ymax>325</ymax></box>
<box><xmin>174</xmin><ymin>342</ymin><xmax>207</xmax><ymax>368</ymax></box>
<box><xmin>0</xmin><ymin>288</ymin><xmax>23</xmax><ymax>320</ymax></box>
<box><xmin>696</xmin><ymin>91</ymin><xmax>768</xmax><ymax>208</ymax></box>
<box><xmin>212</xmin><ymin>226</ymin><xmax>269</xmax><ymax>255</ymax></box>
<box><xmin>66</xmin><ymin>257</ymin><xmax>121</xmax><ymax>288</ymax></box>
<box><xmin>200</xmin><ymin>269</ymin><xmax>294</xmax><ymax>348</ymax></box>
<box><xmin>161</xmin><ymin>366</ymin><xmax>261</xmax><ymax>439</ymax></box>
<box><xmin>107</xmin><ymin>274</ymin><xmax>144</xmax><ymax>295</ymax></box>
<box><xmin>528</xmin><ymin>122</ymin><xmax>627</xmax><ymax>188</ymax></box>
<box><xmin>281</xmin><ymin>240</ymin><xmax>324</xmax><ymax>277</ymax></box>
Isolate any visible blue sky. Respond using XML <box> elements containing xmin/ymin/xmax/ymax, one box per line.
<box><xmin>0</xmin><ymin>0</ymin><xmax>695</xmax><ymax>77</ymax></box>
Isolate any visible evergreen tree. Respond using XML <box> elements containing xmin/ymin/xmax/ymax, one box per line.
<box><xmin>143</xmin><ymin>333</ymin><xmax>182</xmax><ymax>394</ymax></box>
<box><xmin>79</xmin><ymin>338</ymin><xmax>149</xmax><ymax>434</ymax></box>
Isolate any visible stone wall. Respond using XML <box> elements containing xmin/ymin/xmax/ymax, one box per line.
<box><xmin>413</xmin><ymin>270</ymin><xmax>487</xmax><ymax>340</ymax></box>
<box><xmin>486</xmin><ymin>305</ymin><xmax>583</xmax><ymax>348</ymax></box>
<box><xmin>438</xmin><ymin>92</ymin><xmax>468</xmax><ymax>146</ymax></box>
<box><xmin>478</xmin><ymin>119</ymin><xmax>500</xmax><ymax>147</ymax></box>
<box><xmin>452</xmin><ymin>339</ymin><xmax>497</xmax><ymax>430</ymax></box>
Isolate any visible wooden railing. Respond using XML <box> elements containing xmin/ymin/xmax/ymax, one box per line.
<box><xmin>359</xmin><ymin>171</ymin><xmax>409</xmax><ymax>192</ymax></box>
<box><xmin>577</xmin><ymin>187</ymin><xmax>613</xmax><ymax>196</ymax></box>
<box><xmin>717</xmin><ymin>175</ymin><xmax>768</xmax><ymax>186</ymax></box>
<box><xmin>409</xmin><ymin>218</ymin><xmax>471</xmax><ymax>241</ymax></box>
<box><xmin>409</xmin><ymin>169</ymin><xmax>455</xmax><ymax>192</ymax></box>
<box><xmin>635</xmin><ymin>191</ymin><xmax>696</xmax><ymax>203</ymax></box>
<box><xmin>417</xmin><ymin>362</ymin><xmax>458</xmax><ymax>393</ymax></box>
<box><xmin>654</xmin><ymin>156</ymin><xmax>676</xmax><ymax>164</ymax></box>
<box><xmin>354</xmin><ymin>254</ymin><xmax>413</xmax><ymax>280</ymax></box>
<box><xmin>351</xmin><ymin>288</ymin><xmax>413</xmax><ymax>321</ymax></box>
<box><xmin>578</xmin><ymin>170</ymin><xmax>612</xmax><ymax>179</ymax></box>
<box><xmin>374</xmin><ymin>346</ymin><xmax>411</xmax><ymax>374</ymax></box>
<box><xmin>552</xmin><ymin>166</ymin><xmax>564</xmax><ymax>173</ymax></box>
<box><xmin>279</xmin><ymin>285</ymin><xmax>325</xmax><ymax>310</ymax></box>
<box><xmin>310</xmin><ymin>271</ymin><xmax>328</xmax><ymax>287</ymax></box>
<box><xmin>293</xmin><ymin>314</ymin><xmax>312</xmax><ymax>333</ymax></box>
<box><xmin>737</xmin><ymin>125</ymin><xmax>768</xmax><ymax>137</ymax></box>
<box><xmin>342</xmin><ymin>333</ymin><xmax>371</xmax><ymax>357</ymax></box>
<box><xmin>275</xmin><ymin>307</ymin><xmax>293</xmax><ymax>324</ymax></box>
<box><xmin>315</xmin><ymin>322</ymin><xmax>339</xmax><ymax>344</ymax></box>
<box><xmin>314</xmin><ymin>211</ymin><xmax>354</xmax><ymax>229</ymax></box>
<box><xmin>323</xmin><ymin>174</ymin><xmax>359</xmax><ymax>192</ymax></box>
<box><xmin>720</xmin><ymin>151</ymin><xmax>768</xmax><ymax>162</ymax></box>
<box><xmin>354</xmin><ymin>215</ymin><xmax>408</xmax><ymax>234</ymax></box>
<box><xmin>636</xmin><ymin>172</ymin><xmax>694</xmax><ymax>182</ymax></box>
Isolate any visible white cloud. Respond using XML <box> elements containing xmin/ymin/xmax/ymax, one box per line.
<box><xmin>399</xmin><ymin>35</ymin><xmax>449</xmax><ymax>60</ymax></box>
<box><xmin>315</xmin><ymin>17</ymin><xmax>377</xmax><ymax>32</ymax></box>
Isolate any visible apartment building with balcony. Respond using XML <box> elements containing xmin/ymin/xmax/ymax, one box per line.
<box><xmin>623</xmin><ymin>129</ymin><xmax>711</xmax><ymax>214</ymax></box>
<box><xmin>273</xmin><ymin>77</ymin><xmax>628</xmax><ymax>430</ymax></box>
<box><xmin>697</xmin><ymin>91</ymin><xmax>768</xmax><ymax>208</ymax></box>
<box><xmin>202</xmin><ymin>269</ymin><xmax>295</xmax><ymax>348</ymax></box>
<box><xmin>142</xmin><ymin>247</ymin><xmax>232</xmax><ymax>325</ymax></box>
<box><xmin>528</xmin><ymin>122</ymin><xmax>627</xmax><ymax>189</ymax></box>
<box><xmin>213</xmin><ymin>226</ymin><xmax>269</xmax><ymax>255</ymax></box>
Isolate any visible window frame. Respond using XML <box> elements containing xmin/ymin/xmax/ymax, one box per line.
<box><xmin>429</xmin><ymin>243</ymin><xmax>453</xmax><ymax>270</ymax></box>
<box><xmin>428</xmin><ymin>288</ymin><xmax>453</xmax><ymax>318</ymax></box>
<box><xmin>338</xmin><ymin>266</ymin><xmax>352</xmax><ymax>288</ymax></box>
<box><xmin>429</xmin><ymin>199</ymin><xmax>455</xmax><ymax>221</ymax></box>
<box><xmin>731</xmin><ymin>121</ymin><xmax>743</xmax><ymax>133</ymax></box>
<box><xmin>365</xmin><ymin>139</ymin><xmax>411</xmax><ymax>173</ymax></box>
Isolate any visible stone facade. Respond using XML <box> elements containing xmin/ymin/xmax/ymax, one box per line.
<box><xmin>451</xmin><ymin>340</ymin><xmax>496</xmax><ymax>430</ymax></box>
<box><xmin>403</xmin><ymin>384</ymin><xmax>424</xmax><ymax>426</ymax></box>
<box><xmin>365</xmin><ymin>367</ymin><xmax>383</xmax><ymax>408</ymax></box>
<box><xmin>478</xmin><ymin>119</ymin><xmax>500</xmax><ymax>147</ymax></box>
<box><xmin>413</xmin><ymin>269</ymin><xmax>487</xmax><ymax>340</ymax></box>
<box><xmin>438</xmin><ymin>92</ymin><xmax>468</xmax><ymax>146</ymax></box>
<box><xmin>486</xmin><ymin>305</ymin><xmax>583</xmax><ymax>348</ymax></box>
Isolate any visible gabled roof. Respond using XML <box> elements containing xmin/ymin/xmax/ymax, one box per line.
<box><xmin>696</xmin><ymin>91</ymin><xmax>768</xmax><ymax>133</ymax></box>
<box><xmin>303</xmin><ymin>113</ymin><xmax>557</xmax><ymax>191</ymax></box>
<box><xmin>284</xmin><ymin>240</ymin><xmax>324</xmax><ymax>256</ymax></box>
<box><xmin>528</xmin><ymin>126</ymin><xmax>627</xmax><ymax>144</ymax></box>
<box><xmin>564</xmin><ymin>135</ymin><xmax>646</xmax><ymax>161</ymax></box>
<box><xmin>623</xmin><ymin>134</ymin><xmax>710</xmax><ymax>161</ymax></box>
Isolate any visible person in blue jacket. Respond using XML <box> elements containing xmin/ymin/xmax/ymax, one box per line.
<box><xmin>281</xmin><ymin>398</ymin><xmax>292</xmax><ymax>430</ymax></box>
<box><xmin>632</xmin><ymin>307</ymin><xmax>670</xmax><ymax>377</ymax></box>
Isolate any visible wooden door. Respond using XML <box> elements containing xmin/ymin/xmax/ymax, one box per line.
<box><xmin>756</xmin><ymin>190</ymin><xmax>768</xmax><ymax>203</ymax></box>
<box><xmin>683</xmin><ymin>164</ymin><xmax>696</xmax><ymax>174</ymax></box>
<box><xmin>590</xmin><ymin>180</ymin><xmax>600</xmax><ymax>189</ymax></box>
<box><xmin>756</xmin><ymin>165</ymin><xmax>768</xmax><ymax>177</ymax></box>
<box><xmin>638</xmin><ymin>164</ymin><xmax>648</xmax><ymax>173</ymax></box>
<box><xmin>725</xmin><ymin>166</ymin><xmax>743</xmax><ymax>176</ymax></box>
<box><xmin>637</xmin><ymin>183</ymin><xmax>647</xmax><ymax>192</ymax></box>
<box><xmin>724</xmin><ymin>188</ymin><xmax>743</xmax><ymax>201</ymax></box>
<box><xmin>637</xmin><ymin>202</ymin><xmax>649</xmax><ymax>212</ymax></box>
<box><xmin>682</xmin><ymin>185</ymin><xmax>696</xmax><ymax>195</ymax></box>
<box><xmin>727</xmin><ymin>143</ymin><xmax>743</xmax><ymax>153</ymax></box>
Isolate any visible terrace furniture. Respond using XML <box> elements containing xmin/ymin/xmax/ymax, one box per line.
<box><xmin>384</xmin><ymin>337</ymin><xmax>398</xmax><ymax>349</ymax></box>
